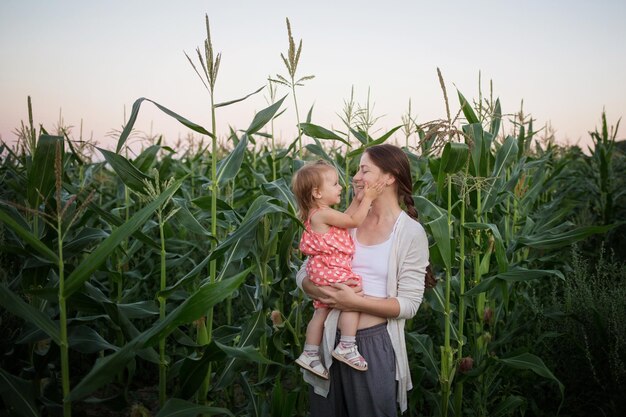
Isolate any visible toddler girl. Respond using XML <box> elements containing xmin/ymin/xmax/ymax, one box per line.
<box><xmin>291</xmin><ymin>160</ymin><xmax>383</xmax><ymax>379</ymax></box>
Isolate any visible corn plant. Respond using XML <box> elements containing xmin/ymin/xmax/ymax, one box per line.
<box><xmin>401</xmin><ymin>98</ymin><xmax>419</xmax><ymax>150</ymax></box>
<box><xmin>337</xmin><ymin>86</ymin><xmax>357</xmax><ymax>204</ymax></box>
<box><xmin>1</xmin><ymin>18</ymin><xmax>624</xmax><ymax>416</ymax></box>
<box><xmin>136</xmin><ymin>169</ymin><xmax>180</xmax><ymax>405</ymax></box>
<box><xmin>272</xmin><ymin>17</ymin><xmax>315</xmax><ymax>158</ymax></box>
<box><xmin>404</xmin><ymin>67</ymin><xmax>617</xmax><ymax>416</ymax></box>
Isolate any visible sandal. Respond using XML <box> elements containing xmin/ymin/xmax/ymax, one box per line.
<box><xmin>295</xmin><ymin>352</ymin><xmax>329</xmax><ymax>379</ymax></box>
<box><xmin>332</xmin><ymin>343</ymin><xmax>368</xmax><ymax>371</ymax></box>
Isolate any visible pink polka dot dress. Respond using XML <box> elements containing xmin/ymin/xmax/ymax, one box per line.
<box><xmin>299</xmin><ymin>209</ymin><xmax>361</xmax><ymax>309</ymax></box>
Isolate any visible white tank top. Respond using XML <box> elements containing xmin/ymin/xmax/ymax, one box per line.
<box><xmin>351</xmin><ymin>227</ymin><xmax>396</xmax><ymax>297</ymax></box>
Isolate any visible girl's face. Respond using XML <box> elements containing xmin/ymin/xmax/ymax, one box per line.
<box><xmin>315</xmin><ymin>168</ymin><xmax>342</xmax><ymax>206</ymax></box>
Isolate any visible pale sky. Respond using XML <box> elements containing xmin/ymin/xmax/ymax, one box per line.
<box><xmin>1</xmin><ymin>0</ymin><xmax>625</xmax><ymax>154</ymax></box>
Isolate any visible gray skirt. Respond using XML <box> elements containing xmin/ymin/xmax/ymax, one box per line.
<box><xmin>309</xmin><ymin>322</ymin><xmax>398</xmax><ymax>417</ymax></box>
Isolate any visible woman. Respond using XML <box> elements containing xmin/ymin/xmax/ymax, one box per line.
<box><xmin>296</xmin><ymin>144</ymin><xmax>434</xmax><ymax>416</ymax></box>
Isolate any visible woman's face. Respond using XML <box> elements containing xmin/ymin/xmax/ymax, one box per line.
<box><xmin>352</xmin><ymin>152</ymin><xmax>392</xmax><ymax>195</ymax></box>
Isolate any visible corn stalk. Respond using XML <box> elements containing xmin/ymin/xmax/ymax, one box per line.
<box><xmin>272</xmin><ymin>18</ymin><xmax>314</xmax><ymax>158</ymax></box>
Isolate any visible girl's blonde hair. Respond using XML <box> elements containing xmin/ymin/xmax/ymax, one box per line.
<box><xmin>291</xmin><ymin>160</ymin><xmax>335</xmax><ymax>221</ymax></box>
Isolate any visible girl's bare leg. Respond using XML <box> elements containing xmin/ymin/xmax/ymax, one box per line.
<box><xmin>333</xmin><ymin>311</ymin><xmax>368</xmax><ymax>371</ymax></box>
<box><xmin>305</xmin><ymin>307</ymin><xmax>330</xmax><ymax>345</ymax></box>
<box><xmin>338</xmin><ymin>311</ymin><xmax>359</xmax><ymax>337</ymax></box>
<box><xmin>297</xmin><ymin>307</ymin><xmax>331</xmax><ymax>379</ymax></box>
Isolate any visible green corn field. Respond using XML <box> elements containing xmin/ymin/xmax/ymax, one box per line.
<box><xmin>1</xmin><ymin>16</ymin><xmax>625</xmax><ymax>417</ymax></box>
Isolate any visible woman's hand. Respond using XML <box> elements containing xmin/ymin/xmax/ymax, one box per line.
<box><xmin>302</xmin><ymin>276</ymin><xmax>363</xmax><ymax>300</ymax></box>
<box><xmin>317</xmin><ymin>282</ymin><xmax>363</xmax><ymax>311</ymax></box>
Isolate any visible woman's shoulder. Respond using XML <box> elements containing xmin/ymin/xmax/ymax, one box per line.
<box><xmin>397</xmin><ymin>211</ymin><xmax>426</xmax><ymax>236</ymax></box>
<box><xmin>395</xmin><ymin>212</ymin><xmax>428</xmax><ymax>258</ymax></box>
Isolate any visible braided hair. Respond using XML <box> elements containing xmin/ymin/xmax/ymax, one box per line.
<box><xmin>364</xmin><ymin>144</ymin><xmax>437</xmax><ymax>289</ymax></box>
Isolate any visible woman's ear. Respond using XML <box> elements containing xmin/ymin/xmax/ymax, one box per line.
<box><xmin>385</xmin><ymin>173</ymin><xmax>396</xmax><ymax>186</ymax></box>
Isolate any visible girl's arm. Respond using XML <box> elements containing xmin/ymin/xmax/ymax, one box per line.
<box><xmin>314</xmin><ymin>200</ymin><xmax>372</xmax><ymax>229</ymax></box>
<box><xmin>313</xmin><ymin>181</ymin><xmax>384</xmax><ymax>230</ymax></box>
<box><xmin>343</xmin><ymin>193</ymin><xmax>362</xmax><ymax>217</ymax></box>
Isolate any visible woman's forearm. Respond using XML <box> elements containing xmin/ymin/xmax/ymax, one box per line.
<box><xmin>302</xmin><ymin>276</ymin><xmax>325</xmax><ymax>299</ymax></box>
<box><xmin>318</xmin><ymin>283</ymin><xmax>400</xmax><ymax>317</ymax></box>
<box><xmin>354</xmin><ymin>296</ymin><xmax>401</xmax><ymax>318</ymax></box>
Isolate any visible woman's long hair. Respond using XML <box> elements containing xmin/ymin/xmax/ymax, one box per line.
<box><xmin>364</xmin><ymin>144</ymin><xmax>437</xmax><ymax>289</ymax></box>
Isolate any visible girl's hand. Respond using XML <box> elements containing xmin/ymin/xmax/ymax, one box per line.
<box><xmin>351</xmin><ymin>180</ymin><xmax>364</xmax><ymax>202</ymax></box>
<box><xmin>363</xmin><ymin>180</ymin><xmax>385</xmax><ymax>200</ymax></box>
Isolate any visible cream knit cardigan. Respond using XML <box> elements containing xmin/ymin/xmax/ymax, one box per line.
<box><xmin>296</xmin><ymin>210</ymin><xmax>429</xmax><ymax>413</ymax></box>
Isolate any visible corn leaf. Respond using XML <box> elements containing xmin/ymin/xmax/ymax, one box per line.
<box><xmin>299</xmin><ymin>123</ymin><xmax>350</xmax><ymax>146</ymax></box>
<box><xmin>458</xmin><ymin>90</ymin><xmax>479</xmax><ymax>124</ymax></box>
<box><xmin>240</xmin><ymin>372</ymin><xmax>261</xmax><ymax>416</ymax></box>
<box><xmin>463</xmin><ymin>123</ymin><xmax>487</xmax><ymax>177</ymax></box>
<box><xmin>246</xmin><ymin>95</ymin><xmax>287</xmax><ymax>135</ymax></box>
<box><xmin>68</xmin><ymin>325</ymin><xmax>119</xmax><ymax>354</ymax></box>
<box><xmin>214</xmin><ymin>310</ymin><xmax>267</xmax><ymax>389</ymax></box>
<box><xmin>133</xmin><ymin>144</ymin><xmax>161</xmax><ymax>172</ymax></box>
<box><xmin>346</xmin><ymin>126</ymin><xmax>402</xmax><ymax>158</ymax></box>
<box><xmin>464</xmin><ymin>267</ymin><xmax>564</xmax><ymax>296</ymax></box>
<box><xmin>500</xmin><ymin>353</ymin><xmax>564</xmax><ymax>404</ymax></box>
<box><xmin>0</xmin><ymin>285</ymin><xmax>60</xmax><ymax>344</ymax></box>
<box><xmin>116</xmin><ymin>97</ymin><xmax>213</xmax><ymax>153</ymax></box>
<box><xmin>441</xmin><ymin>142</ymin><xmax>469</xmax><ymax>174</ymax></box>
<box><xmin>209</xmin><ymin>195</ymin><xmax>297</xmax><ymax>261</ymax></box>
<box><xmin>172</xmin><ymin>197</ymin><xmax>210</xmax><ymax>236</ymax></box>
<box><xmin>98</xmin><ymin>148</ymin><xmax>152</xmax><ymax>193</ymax></box>
<box><xmin>261</xmin><ymin>179</ymin><xmax>297</xmax><ymax>213</ymax></box>
<box><xmin>463</xmin><ymin>222</ymin><xmax>507</xmax><ymax>272</ymax></box>
<box><xmin>517</xmin><ymin>223</ymin><xmax>616</xmax><ymax>250</ymax></box>
<box><xmin>215</xmin><ymin>340</ymin><xmax>277</xmax><ymax>365</ymax></box>
<box><xmin>0</xmin><ymin>206</ymin><xmax>58</xmax><ymax>263</ymax></box>
<box><xmin>426</xmin><ymin>213</ymin><xmax>452</xmax><ymax>270</ymax></box>
<box><xmin>158</xmin><ymin>253</ymin><xmax>212</xmax><ymax>298</ymax></box>
<box><xmin>270</xmin><ymin>378</ymin><xmax>298</xmax><ymax>417</ymax></box>
<box><xmin>490</xmin><ymin>98</ymin><xmax>502</xmax><ymax>137</ymax></box>
<box><xmin>0</xmin><ymin>369</ymin><xmax>40</xmax><ymax>417</ymax></box>
<box><xmin>491</xmin><ymin>395</ymin><xmax>525</xmax><ymax>417</ymax></box>
<box><xmin>70</xmin><ymin>271</ymin><xmax>247</xmax><ymax>400</ymax></box>
<box><xmin>214</xmin><ymin>85</ymin><xmax>265</xmax><ymax>108</ymax></box>
<box><xmin>176</xmin><ymin>343</ymin><xmax>226</xmax><ymax>399</ymax></box>
<box><xmin>305</xmin><ymin>142</ymin><xmax>333</xmax><ymax>161</ymax></box>
<box><xmin>491</xmin><ymin>135</ymin><xmax>518</xmax><ymax>180</ymax></box>
<box><xmin>406</xmin><ymin>332</ymin><xmax>440</xmax><ymax>380</ymax></box>
<box><xmin>63</xmin><ymin>182</ymin><xmax>159</xmax><ymax>250</ymax></box>
<box><xmin>63</xmin><ymin>227</ymin><xmax>109</xmax><ymax>254</ymax></box>
<box><xmin>216</xmin><ymin>134</ymin><xmax>247</xmax><ymax>186</ymax></box>
<box><xmin>155</xmin><ymin>398</ymin><xmax>234</xmax><ymax>417</ymax></box>
<box><xmin>63</xmin><ymin>177</ymin><xmax>184</xmax><ymax>297</ymax></box>
<box><xmin>348</xmin><ymin>127</ymin><xmax>369</xmax><ymax>146</ymax></box>
<box><xmin>27</xmin><ymin>134</ymin><xmax>63</xmax><ymax>208</ymax></box>
<box><xmin>482</xmin><ymin>135</ymin><xmax>518</xmax><ymax>212</ymax></box>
